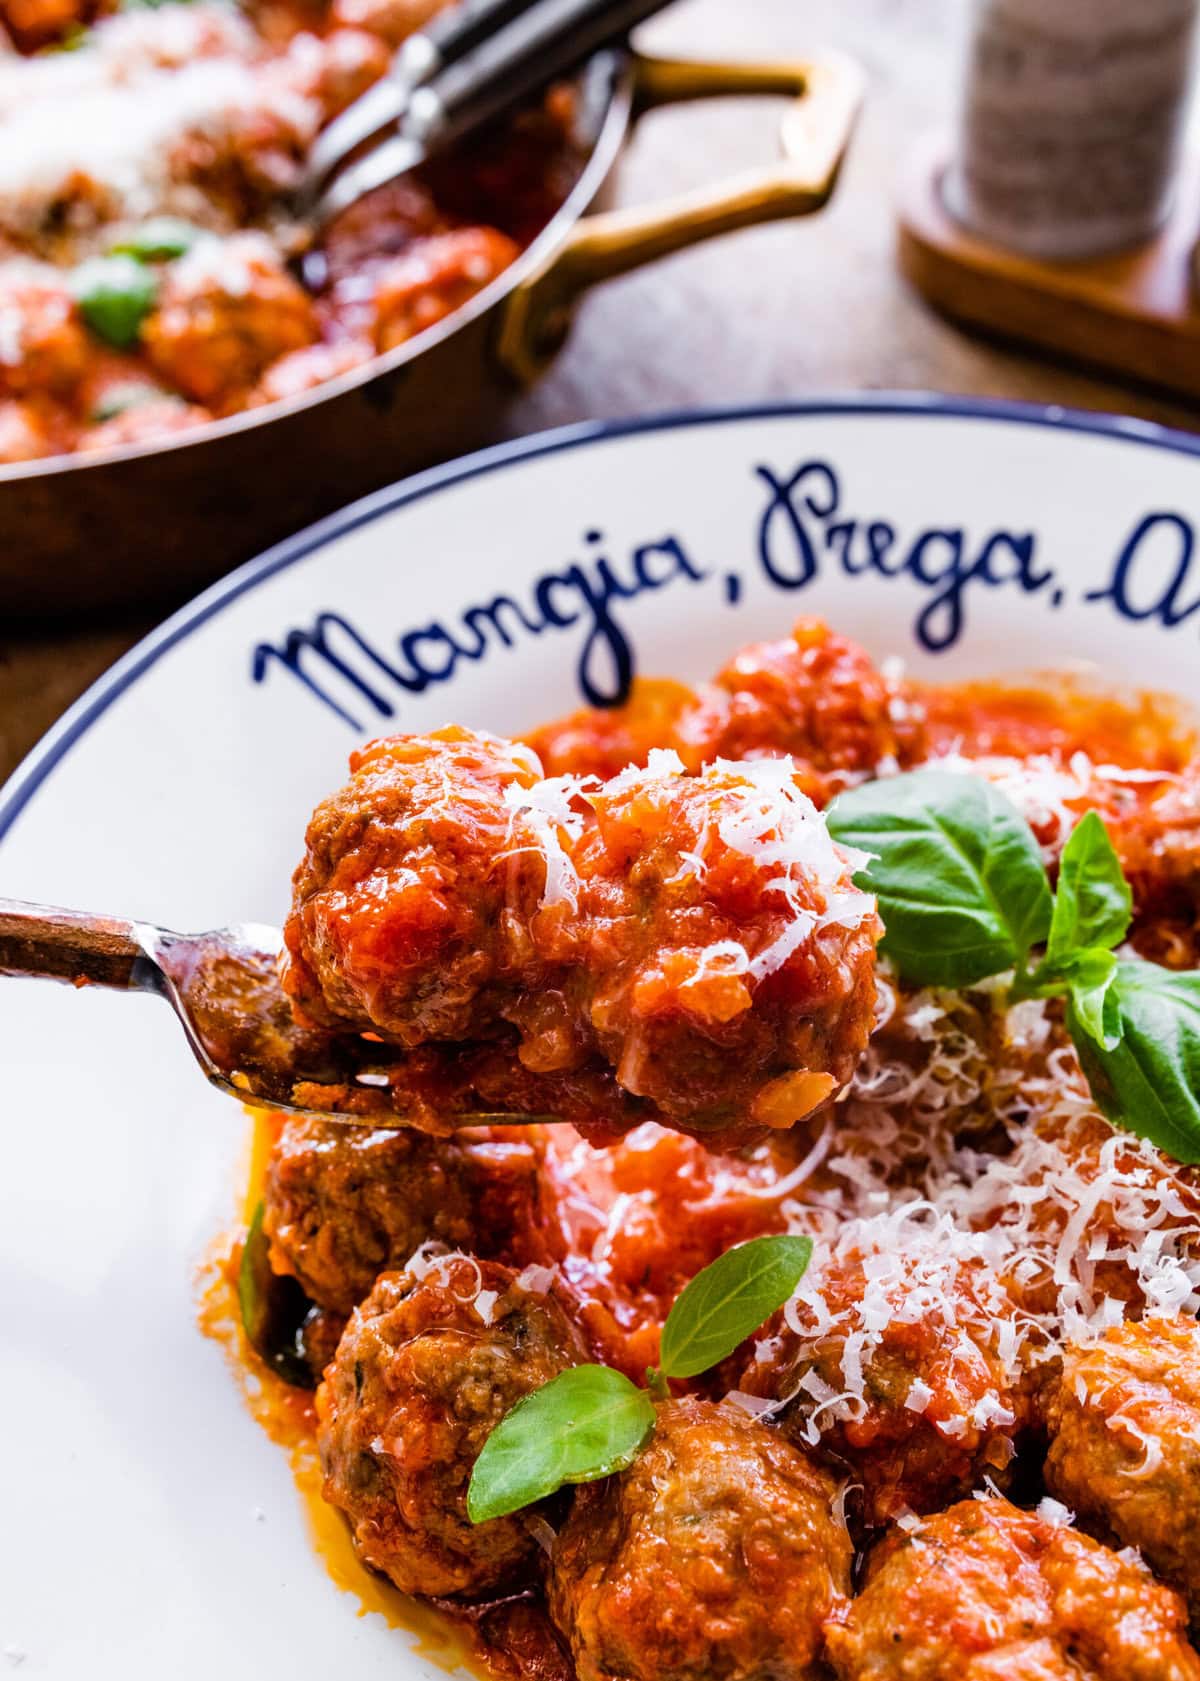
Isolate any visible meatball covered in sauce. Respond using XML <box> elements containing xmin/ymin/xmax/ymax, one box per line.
<box><xmin>142</xmin><ymin>233</ymin><xmax>317</xmax><ymax>409</ymax></box>
<box><xmin>824</xmin><ymin>1496</ymin><xmax>1200</xmax><ymax>1681</ymax></box>
<box><xmin>0</xmin><ymin>396</ymin><xmax>71</xmax><ymax>461</ymax></box>
<box><xmin>548</xmin><ymin>1396</ymin><xmax>851</xmax><ymax>1681</ymax></box>
<box><xmin>277</xmin><ymin>26</ymin><xmax>390</xmax><ymax>123</ymax></box>
<box><xmin>564</xmin><ymin>752</ymin><xmax>880</xmax><ymax>1134</ymax></box>
<box><xmin>734</xmin><ymin>1243</ymin><xmax>1030</xmax><ymax>1526</ymax></box>
<box><xmin>680</xmin><ymin>618</ymin><xmax>926</xmax><ymax>784</ymax></box>
<box><xmin>1045</xmin><ymin>1317</ymin><xmax>1200</xmax><ymax>1624</ymax></box>
<box><xmin>284</xmin><ymin>729</ymin><xmax>880</xmax><ymax>1140</ymax></box>
<box><xmin>0</xmin><ymin>0</ymin><xmax>110</xmax><ymax>50</ymax></box>
<box><xmin>264</xmin><ymin>1117</ymin><xmax>548</xmax><ymax>1317</ymax></box>
<box><xmin>527</xmin><ymin>619</ymin><xmax>925</xmax><ymax>797</ymax></box>
<box><xmin>372</xmin><ymin>227</ymin><xmax>519</xmax><ymax>351</ymax></box>
<box><xmin>0</xmin><ymin>277</ymin><xmax>90</xmax><ymax>399</ymax></box>
<box><xmin>329</xmin><ymin>0</ymin><xmax>450</xmax><ymax>47</ymax></box>
<box><xmin>284</xmin><ymin>727</ymin><xmax>546</xmax><ymax>1045</ymax></box>
<box><xmin>263</xmin><ymin>1119</ymin><xmax>477</xmax><ymax>1316</ymax></box>
<box><xmin>318</xmin><ymin>1254</ymin><xmax>584</xmax><ymax>1598</ymax></box>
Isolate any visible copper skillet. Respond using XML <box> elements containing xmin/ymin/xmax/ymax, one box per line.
<box><xmin>3</xmin><ymin>48</ymin><xmax>862</xmax><ymax>617</ymax></box>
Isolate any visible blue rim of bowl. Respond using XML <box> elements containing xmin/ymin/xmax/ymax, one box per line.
<box><xmin>3</xmin><ymin>392</ymin><xmax>1200</xmax><ymax>847</ymax></box>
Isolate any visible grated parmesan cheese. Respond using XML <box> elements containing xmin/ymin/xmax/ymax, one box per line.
<box><xmin>501</xmin><ymin>771</ymin><xmax>594</xmax><ymax>910</ymax></box>
<box><xmin>403</xmin><ymin>1242</ymin><xmax>493</xmax><ymax>1313</ymax></box>
<box><xmin>510</xmin><ymin>751</ymin><xmax>874</xmax><ymax>982</ymax></box>
<box><xmin>514</xmin><ymin>1263</ymin><xmax>557</xmax><ymax>1295</ymax></box>
<box><xmin>733</xmin><ymin>983</ymin><xmax>1200</xmax><ymax>1448</ymax></box>
<box><xmin>0</xmin><ymin>7</ymin><xmax>317</xmax><ymax>251</ymax></box>
<box><xmin>928</xmin><ymin>749</ymin><xmax>1176</xmax><ymax>859</ymax></box>
<box><xmin>905</xmin><ymin>1379</ymin><xmax>934</xmax><ymax>1414</ymax></box>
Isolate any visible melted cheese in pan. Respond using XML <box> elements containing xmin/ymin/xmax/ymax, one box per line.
<box><xmin>0</xmin><ymin>5</ymin><xmax>315</xmax><ymax>250</ymax></box>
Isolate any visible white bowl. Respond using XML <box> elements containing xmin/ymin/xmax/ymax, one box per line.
<box><xmin>3</xmin><ymin>396</ymin><xmax>1200</xmax><ymax>1678</ymax></box>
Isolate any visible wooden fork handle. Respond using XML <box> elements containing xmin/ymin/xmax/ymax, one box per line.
<box><xmin>0</xmin><ymin>898</ymin><xmax>151</xmax><ymax>990</ymax></box>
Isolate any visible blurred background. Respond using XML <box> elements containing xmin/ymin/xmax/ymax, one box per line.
<box><xmin>4</xmin><ymin>0</ymin><xmax>1199</xmax><ymax>779</ymax></box>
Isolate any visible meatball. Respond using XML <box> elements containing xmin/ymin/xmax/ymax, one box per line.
<box><xmin>734</xmin><ymin>1243</ymin><xmax>1029</xmax><ymax>1525</ymax></box>
<box><xmin>317</xmin><ymin>1255</ymin><xmax>584</xmax><ymax>1597</ymax></box>
<box><xmin>563</xmin><ymin>752</ymin><xmax>880</xmax><ymax>1134</ymax></box>
<box><xmin>284</xmin><ymin>729</ymin><xmax>880</xmax><ymax>1140</ymax></box>
<box><xmin>0</xmin><ymin>278</ymin><xmax>90</xmax><ymax>399</ymax></box>
<box><xmin>372</xmin><ymin>227</ymin><xmax>520</xmax><ymax>351</ymax></box>
<box><xmin>167</xmin><ymin>70</ymin><xmax>317</xmax><ymax>220</ymax></box>
<box><xmin>0</xmin><ymin>0</ymin><xmax>110</xmax><ymax>52</ymax></box>
<box><xmin>0</xmin><ymin>397</ymin><xmax>69</xmax><ymax>462</ymax></box>
<box><xmin>263</xmin><ymin>1119</ymin><xmax>478</xmax><ymax>1315</ymax></box>
<box><xmin>248</xmin><ymin>338</ymin><xmax>373</xmax><ymax>407</ymax></box>
<box><xmin>1045</xmin><ymin>1317</ymin><xmax>1200</xmax><ymax>1624</ymax></box>
<box><xmin>284</xmin><ymin>727</ymin><xmax>547</xmax><ymax>1044</ymax></box>
<box><xmin>278</xmin><ymin>26</ymin><xmax>389</xmax><ymax>122</ymax></box>
<box><xmin>547</xmin><ymin>1396</ymin><xmax>851</xmax><ymax>1681</ymax></box>
<box><xmin>824</xmin><ymin>1496</ymin><xmax>1200</xmax><ymax>1681</ymax></box>
<box><xmin>264</xmin><ymin>1116</ymin><xmax>547</xmax><ymax>1316</ymax></box>
<box><xmin>526</xmin><ymin>619</ymin><xmax>925</xmax><ymax>795</ymax></box>
<box><xmin>680</xmin><ymin>618</ymin><xmax>926</xmax><ymax>784</ymax></box>
<box><xmin>329</xmin><ymin>0</ymin><xmax>450</xmax><ymax>51</ymax></box>
<box><xmin>319</xmin><ymin>176</ymin><xmax>445</xmax><ymax>289</ymax></box>
<box><xmin>142</xmin><ymin>234</ymin><xmax>317</xmax><ymax>409</ymax></box>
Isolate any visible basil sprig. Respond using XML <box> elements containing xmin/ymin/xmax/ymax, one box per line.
<box><xmin>467</xmin><ymin>1234</ymin><xmax>811</xmax><ymax>1523</ymax></box>
<box><xmin>829</xmin><ymin>769</ymin><xmax>1200</xmax><ymax>1164</ymax></box>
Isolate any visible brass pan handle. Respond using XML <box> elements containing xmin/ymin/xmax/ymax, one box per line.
<box><xmin>496</xmin><ymin>50</ymin><xmax>864</xmax><ymax>383</ymax></box>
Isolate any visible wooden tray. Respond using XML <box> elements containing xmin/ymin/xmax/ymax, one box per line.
<box><xmin>897</xmin><ymin>134</ymin><xmax>1200</xmax><ymax>402</ymax></box>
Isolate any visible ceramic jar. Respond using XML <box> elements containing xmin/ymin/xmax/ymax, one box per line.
<box><xmin>944</xmin><ymin>0</ymin><xmax>1198</xmax><ymax>260</ymax></box>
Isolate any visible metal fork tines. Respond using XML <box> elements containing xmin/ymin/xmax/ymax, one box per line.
<box><xmin>302</xmin><ymin>0</ymin><xmax>676</xmax><ymax>226</ymax></box>
<box><xmin>0</xmin><ymin>898</ymin><xmax>553</xmax><ymax>1129</ymax></box>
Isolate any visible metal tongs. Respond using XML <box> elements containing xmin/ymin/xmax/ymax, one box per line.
<box><xmin>301</xmin><ymin>0</ymin><xmax>677</xmax><ymax>225</ymax></box>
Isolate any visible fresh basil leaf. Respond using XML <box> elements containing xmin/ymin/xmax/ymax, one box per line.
<box><xmin>658</xmin><ymin>1234</ymin><xmax>813</xmax><ymax>1379</ymax></box>
<box><xmin>1045</xmin><ymin>811</ymin><xmax>1131</xmax><ymax>966</ymax></box>
<box><xmin>71</xmin><ymin>254</ymin><xmax>158</xmax><ymax>348</ymax></box>
<box><xmin>828</xmin><ymin>770</ymin><xmax>1052</xmax><ymax>987</ymax></box>
<box><xmin>110</xmin><ymin>217</ymin><xmax>203</xmax><ymax>262</ymax></box>
<box><xmin>238</xmin><ymin>1201</ymin><xmax>318</xmax><ymax>1389</ymax></box>
<box><xmin>467</xmin><ymin>1365</ymin><xmax>654</xmax><ymax>1523</ymax></box>
<box><xmin>1062</xmin><ymin>947</ymin><xmax>1120</xmax><ymax>1051</ymax></box>
<box><xmin>1070</xmin><ymin>960</ymin><xmax>1200</xmax><ymax>1164</ymax></box>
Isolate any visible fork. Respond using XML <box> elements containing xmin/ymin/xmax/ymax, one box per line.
<box><xmin>303</xmin><ymin>0</ymin><xmax>677</xmax><ymax>225</ymax></box>
<box><xmin>0</xmin><ymin>899</ymin><xmax>552</xmax><ymax>1128</ymax></box>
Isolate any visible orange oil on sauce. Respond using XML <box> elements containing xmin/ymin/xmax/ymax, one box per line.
<box><xmin>196</xmin><ymin>1110</ymin><xmax>482</xmax><ymax>1677</ymax></box>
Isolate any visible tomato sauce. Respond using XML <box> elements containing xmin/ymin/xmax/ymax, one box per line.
<box><xmin>202</xmin><ymin>624</ymin><xmax>1200</xmax><ymax>1680</ymax></box>
<box><xmin>918</xmin><ymin>674</ymin><xmax>1197</xmax><ymax>773</ymax></box>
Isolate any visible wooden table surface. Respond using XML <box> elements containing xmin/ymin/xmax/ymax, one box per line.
<box><xmin>4</xmin><ymin>0</ymin><xmax>1199</xmax><ymax>786</ymax></box>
